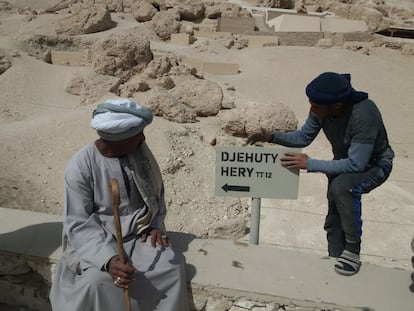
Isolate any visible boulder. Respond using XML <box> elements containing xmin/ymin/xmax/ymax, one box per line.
<box><xmin>56</xmin><ymin>4</ymin><xmax>114</xmax><ymax>35</ymax></box>
<box><xmin>118</xmin><ymin>76</ymin><xmax>150</xmax><ymax>97</ymax></box>
<box><xmin>169</xmin><ymin>76</ymin><xmax>223</xmax><ymax>117</ymax></box>
<box><xmin>148</xmin><ymin>0</ymin><xmax>167</xmax><ymax>11</ymax></box>
<box><xmin>91</xmin><ymin>32</ymin><xmax>153</xmax><ymax>81</ymax></box>
<box><xmin>144</xmin><ymin>88</ymin><xmax>197</xmax><ymax>123</ymax></box>
<box><xmin>91</xmin><ymin>0</ymin><xmax>124</xmax><ymax>12</ymax></box>
<box><xmin>155</xmin><ymin>76</ymin><xmax>175</xmax><ymax>89</ymax></box>
<box><xmin>165</xmin><ymin>0</ymin><xmax>204</xmax><ymax>20</ymax></box>
<box><xmin>131</xmin><ymin>0</ymin><xmax>158</xmax><ymax>22</ymax></box>
<box><xmin>262</xmin><ymin>0</ymin><xmax>295</xmax><ymax>9</ymax></box>
<box><xmin>205</xmin><ymin>2</ymin><xmax>250</xmax><ymax>19</ymax></box>
<box><xmin>144</xmin><ymin>54</ymin><xmax>178</xmax><ymax>79</ymax></box>
<box><xmin>217</xmin><ymin>102</ymin><xmax>298</xmax><ymax>137</ymax></box>
<box><xmin>151</xmin><ymin>10</ymin><xmax>181</xmax><ymax>40</ymax></box>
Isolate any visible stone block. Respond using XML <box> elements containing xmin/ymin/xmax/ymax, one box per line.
<box><xmin>344</xmin><ymin>31</ymin><xmax>374</xmax><ymax>42</ymax></box>
<box><xmin>193</xmin><ymin>31</ymin><xmax>232</xmax><ymax>38</ymax></box>
<box><xmin>268</xmin><ymin>14</ymin><xmax>321</xmax><ymax>32</ymax></box>
<box><xmin>0</xmin><ymin>278</ymin><xmax>51</xmax><ymax>311</ymax></box>
<box><xmin>170</xmin><ymin>33</ymin><xmax>191</xmax><ymax>46</ymax></box>
<box><xmin>197</xmin><ymin>24</ymin><xmax>218</xmax><ymax>33</ymax></box>
<box><xmin>217</xmin><ymin>17</ymin><xmax>255</xmax><ymax>34</ymax></box>
<box><xmin>323</xmin><ymin>32</ymin><xmax>344</xmax><ymax>45</ymax></box>
<box><xmin>202</xmin><ymin>62</ymin><xmax>239</xmax><ymax>75</ymax></box>
<box><xmin>277</xmin><ymin>32</ymin><xmax>323</xmax><ymax>46</ymax></box>
<box><xmin>321</xmin><ymin>17</ymin><xmax>367</xmax><ymax>33</ymax></box>
<box><xmin>244</xmin><ymin>35</ymin><xmax>279</xmax><ymax>48</ymax></box>
<box><xmin>266</xmin><ymin>9</ymin><xmax>298</xmax><ymax>22</ymax></box>
<box><xmin>51</xmin><ymin>50</ymin><xmax>84</xmax><ymax>66</ymax></box>
<box><xmin>180</xmin><ymin>56</ymin><xmax>203</xmax><ymax>72</ymax></box>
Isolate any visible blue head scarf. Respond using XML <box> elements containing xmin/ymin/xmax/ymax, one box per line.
<box><xmin>305</xmin><ymin>72</ymin><xmax>368</xmax><ymax>105</ymax></box>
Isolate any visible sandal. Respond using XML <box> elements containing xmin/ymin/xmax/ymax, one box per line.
<box><xmin>334</xmin><ymin>250</ymin><xmax>361</xmax><ymax>276</ymax></box>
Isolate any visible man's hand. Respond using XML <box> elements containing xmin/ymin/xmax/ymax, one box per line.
<box><xmin>280</xmin><ymin>152</ymin><xmax>309</xmax><ymax>170</ymax></box>
<box><xmin>108</xmin><ymin>256</ymin><xmax>136</xmax><ymax>289</ymax></box>
<box><xmin>246</xmin><ymin>131</ymin><xmax>274</xmax><ymax>145</ymax></box>
<box><xmin>140</xmin><ymin>228</ymin><xmax>170</xmax><ymax>248</ymax></box>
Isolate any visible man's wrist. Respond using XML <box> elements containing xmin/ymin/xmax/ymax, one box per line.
<box><xmin>266</xmin><ymin>133</ymin><xmax>275</xmax><ymax>143</ymax></box>
<box><xmin>102</xmin><ymin>255</ymin><xmax>117</xmax><ymax>272</ymax></box>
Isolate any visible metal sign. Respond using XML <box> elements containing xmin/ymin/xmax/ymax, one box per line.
<box><xmin>215</xmin><ymin>146</ymin><xmax>300</xmax><ymax>199</ymax></box>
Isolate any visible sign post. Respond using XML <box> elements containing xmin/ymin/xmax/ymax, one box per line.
<box><xmin>215</xmin><ymin>146</ymin><xmax>300</xmax><ymax>245</ymax></box>
<box><xmin>250</xmin><ymin>197</ymin><xmax>261</xmax><ymax>245</ymax></box>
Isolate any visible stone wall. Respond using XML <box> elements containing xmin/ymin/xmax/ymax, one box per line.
<box><xmin>277</xmin><ymin>32</ymin><xmax>323</xmax><ymax>46</ymax></box>
<box><xmin>0</xmin><ymin>252</ymin><xmax>364</xmax><ymax>311</ymax></box>
<box><xmin>217</xmin><ymin>17</ymin><xmax>256</xmax><ymax>34</ymax></box>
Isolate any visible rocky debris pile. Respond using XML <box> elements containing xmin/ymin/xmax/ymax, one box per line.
<box><xmin>44</xmin><ymin>0</ymin><xmax>251</xmax><ymax>40</ymax></box>
<box><xmin>189</xmin><ymin>286</ymin><xmax>358</xmax><ymax>311</ymax></box>
<box><xmin>0</xmin><ymin>0</ymin><xmax>301</xmax><ymax>240</ymax></box>
<box><xmin>257</xmin><ymin>0</ymin><xmax>414</xmax><ymax>31</ymax></box>
<box><xmin>158</xmin><ymin>125</ymin><xmax>250</xmax><ymax>238</ymax></box>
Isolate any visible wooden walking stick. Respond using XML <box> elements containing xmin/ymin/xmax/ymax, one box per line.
<box><xmin>110</xmin><ymin>178</ymin><xmax>132</xmax><ymax>311</ymax></box>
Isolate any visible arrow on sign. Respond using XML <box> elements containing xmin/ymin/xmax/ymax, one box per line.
<box><xmin>222</xmin><ymin>184</ymin><xmax>250</xmax><ymax>193</ymax></box>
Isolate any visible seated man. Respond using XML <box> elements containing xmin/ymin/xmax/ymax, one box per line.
<box><xmin>50</xmin><ymin>99</ymin><xmax>189</xmax><ymax>310</ymax></box>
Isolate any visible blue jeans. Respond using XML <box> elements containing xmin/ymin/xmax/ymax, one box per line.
<box><xmin>324</xmin><ymin>165</ymin><xmax>391</xmax><ymax>257</ymax></box>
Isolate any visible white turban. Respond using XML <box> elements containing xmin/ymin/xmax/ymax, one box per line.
<box><xmin>91</xmin><ymin>98</ymin><xmax>153</xmax><ymax>141</ymax></box>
